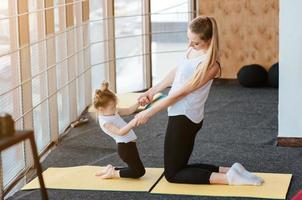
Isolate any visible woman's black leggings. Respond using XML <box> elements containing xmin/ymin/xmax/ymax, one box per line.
<box><xmin>116</xmin><ymin>142</ymin><xmax>145</xmax><ymax>178</ymax></box>
<box><xmin>164</xmin><ymin>115</ymin><xmax>219</xmax><ymax>184</ymax></box>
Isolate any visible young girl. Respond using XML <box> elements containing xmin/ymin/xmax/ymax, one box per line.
<box><xmin>94</xmin><ymin>82</ymin><xmax>145</xmax><ymax>179</ymax></box>
<box><xmin>136</xmin><ymin>16</ymin><xmax>264</xmax><ymax>185</ymax></box>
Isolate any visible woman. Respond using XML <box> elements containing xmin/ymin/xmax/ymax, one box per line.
<box><xmin>135</xmin><ymin>16</ymin><xmax>263</xmax><ymax>185</ymax></box>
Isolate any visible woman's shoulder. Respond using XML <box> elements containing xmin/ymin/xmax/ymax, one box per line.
<box><xmin>211</xmin><ymin>61</ymin><xmax>221</xmax><ymax>78</ymax></box>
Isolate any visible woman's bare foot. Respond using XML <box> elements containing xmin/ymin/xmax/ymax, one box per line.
<box><xmin>95</xmin><ymin>164</ymin><xmax>113</xmax><ymax>176</ymax></box>
<box><xmin>100</xmin><ymin>165</ymin><xmax>120</xmax><ymax>179</ymax></box>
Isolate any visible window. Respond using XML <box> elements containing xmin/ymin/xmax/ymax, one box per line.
<box><xmin>54</xmin><ymin>0</ymin><xmax>70</xmax><ymax>133</ymax></box>
<box><xmin>28</xmin><ymin>0</ymin><xmax>51</xmax><ymax>152</ymax></box>
<box><xmin>115</xmin><ymin>0</ymin><xmax>144</xmax><ymax>93</ymax></box>
<box><xmin>151</xmin><ymin>0</ymin><xmax>190</xmax><ymax>85</ymax></box>
<box><xmin>90</xmin><ymin>0</ymin><xmax>107</xmax><ymax>94</ymax></box>
<box><xmin>0</xmin><ymin>0</ymin><xmax>25</xmax><ymax>188</ymax></box>
<box><xmin>74</xmin><ymin>1</ymin><xmax>86</xmax><ymax>115</ymax></box>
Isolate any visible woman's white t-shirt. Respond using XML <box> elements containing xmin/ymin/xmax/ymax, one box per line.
<box><xmin>167</xmin><ymin>48</ymin><xmax>213</xmax><ymax>124</ymax></box>
<box><xmin>98</xmin><ymin>114</ymin><xmax>137</xmax><ymax>143</ymax></box>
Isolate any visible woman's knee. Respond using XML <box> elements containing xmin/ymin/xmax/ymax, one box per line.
<box><xmin>133</xmin><ymin>167</ymin><xmax>146</xmax><ymax>178</ymax></box>
<box><xmin>165</xmin><ymin>175</ymin><xmax>178</xmax><ymax>183</ymax></box>
<box><xmin>164</xmin><ymin>170</ymin><xmax>176</xmax><ymax>183</ymax></box>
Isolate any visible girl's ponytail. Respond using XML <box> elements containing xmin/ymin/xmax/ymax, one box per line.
<box><xmin>93</xmin><ymin>81</ymin><xmax>117</xmax><ymax>109</ymax></box>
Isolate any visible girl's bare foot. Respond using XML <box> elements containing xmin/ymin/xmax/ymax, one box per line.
<box><xmin>100</xmin><ymin>165</ymin><xmax>119</xmax><ymax>179</ymax></box>
<box><xmin>95</xmin><ymin>164</ymin><xmax>113</xmax><ymax>176</ymax></box>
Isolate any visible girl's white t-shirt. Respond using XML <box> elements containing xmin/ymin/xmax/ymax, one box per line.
<box><xmin>167</xmin><ymin>48</ymin><xmax>213</xmax><ymax>123</ymax></box>
<box><xmin>98</xmin><ymin>114</ymin><xmax>137</xmax><ymax>143</ymax></box>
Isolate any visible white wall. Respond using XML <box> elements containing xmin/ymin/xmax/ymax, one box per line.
<box><xmin>279</xmin><ymin>0</ymin><xmax>302</xmax><ymax>137</ymax></box>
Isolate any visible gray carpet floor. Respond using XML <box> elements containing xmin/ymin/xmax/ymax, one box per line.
<box><xmin>9</xmin><ymin>80</ymin><xmax>302</xmax><ymax>200</ymax></box>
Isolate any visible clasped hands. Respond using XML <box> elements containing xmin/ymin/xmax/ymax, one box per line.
<box><xmin>130</xmin><ymin>91</ymin><xmax>154</xmax><ymax>128</ymax></box>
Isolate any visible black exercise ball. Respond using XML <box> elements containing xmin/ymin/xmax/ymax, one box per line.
<box><xmin>268</xmin><ymin>62</ymin><xmax>278</xmax><ymax>88</ymax></box>
<box><xmin>237</xmin><ymin>64</ymin><xmax>268</xmax><ymax>87</ymax></box>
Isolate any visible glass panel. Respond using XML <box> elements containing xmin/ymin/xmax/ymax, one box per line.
<box><xmin>0</xmin><ymin>19</ymin><xmax>10</xmax><ymax>54</ymax></box>
<box><xmin>115</xmin><ymin>0</ymin><xmax>144</xmax><ymax>93</ymax></box>
<box><xmin>28</xmin><ymin>0</ymin><xmax>50</xmax><ymax>152</ymax></box>
<box><xmin>33</xmin><ymin>101</ymin><xmax>51</xmax><ymax>151</ymax></box>
<box><xmin>0</xmin><ymin>0</ymin><xmax>25</xmax><ymax>188</ymax></box>
<box><xmin>151</xmin><ymin>0</ymin><xmax>189</xmax><ymax>85</ymax></box>
<box><xmin>90</xmin><ymin>0</ymin><xmax>107</xmax><ymax>94</ymax></box>
<box><xmin>2</xmin><ymin>142</ymin><xmax>25</xmax><ymax>187</ymax></box>
<box><xmin>73</xmin><ymin>2</ymin><xmax>86</xmax><ymax>114</ymax></box>
<box><xmin>54</xmin><ymin>0</ymin><xmax>70</xmax><ymax>133</ymax></box>
<box><xmin>0</xmin><ymin>68</ymin><xmax>24</xmax><ymax>187</ymax></box>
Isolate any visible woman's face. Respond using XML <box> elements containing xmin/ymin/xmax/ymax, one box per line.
<box><xmin>187</xmin><ymin>29</ymin><xmax>210</xmax><ymax>50</ymax></box>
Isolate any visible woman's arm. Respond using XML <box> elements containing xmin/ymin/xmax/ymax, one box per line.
<box><xmin>103</xmin><ymin>118</ymin><xmax>137</xmax><ymax>136</ymax></box>
<box><xmin>135</xmin><ymin>63</ymin><xmax>220</xmax><ymax>124</ymax></box>
<box><xmin>118</xmin><ymin>102</ymin><xmax>140</xmax><ymax>116</ymax></box>
<box><xmin>150</xmin><ymin>67</ymin><xmax>177</xmax><ymax>94</ymax></box>
<box><xmin>151</xmin><ymin>63</ymin><xmax>220</xmax><ymax>114</ymax></box>
<box><xmin>138</xmin><ymin>67</ymin><xmax>177</xmax><ymax>106</ymax></box>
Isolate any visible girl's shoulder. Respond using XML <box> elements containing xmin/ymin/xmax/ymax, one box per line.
<box><xmin>98</xmin><ymin>114</ymin><xmax>116</xmax><ymax>123</ymax></box>
<box><xmin>98</xmin><ymin>113</ymin><xmax>119</xmax><ymax>118</ymax></box>
<box><xmin>99</xmin><ymin>113</ymin><xmax>123</xmax><ymax>122</ymax></box>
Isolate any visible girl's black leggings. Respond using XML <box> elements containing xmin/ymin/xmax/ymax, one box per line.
<box><xmin>116</xmin><ymin>142</ymin><xmax>145</xmax><ymax>178</ymax></box>
<box><xmin>164</xmin><ymin>115</ymin><xmax>219</xmax><ymax>184</ymax></box>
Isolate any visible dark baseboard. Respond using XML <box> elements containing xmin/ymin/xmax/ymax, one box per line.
<box><xmin>277</xmin><ymin>137</ymin><xmax>302</xmax><ymax>147</ymax></box>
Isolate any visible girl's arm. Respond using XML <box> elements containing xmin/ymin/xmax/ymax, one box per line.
<box><xmin>103</xmin><ymin>118</ymin><xmax>137</xmax><ymax>136</ymax></box>
<box><xmin>118</xmin><ymin>102</ymin><xmax>140</xmax><ymax>116</ymax></box>
<box><xmin>136</xmin><ymin>63</ymin><xmax>220</xmax><ymax>122</ymax></box>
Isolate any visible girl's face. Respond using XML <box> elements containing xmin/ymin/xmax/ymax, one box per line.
<box><xmin>187</xmin><ymin>29</ymin><xmax>210</xmax><ymax>50</ymax></box>
<box><xmin>98</xmin><ymin>100</ymin><xmax>117</xmax><ymax>115</ymax></box>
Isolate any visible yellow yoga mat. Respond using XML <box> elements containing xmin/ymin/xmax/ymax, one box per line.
<box><xmin>22</xmin><ymin>166</ymin><xmax>163</xmax><ymax>192</ymax></box>
<box><xmin>151</xmin><ymin>173</ymin><xmax>292</xmax><ymax>199</ymax></box>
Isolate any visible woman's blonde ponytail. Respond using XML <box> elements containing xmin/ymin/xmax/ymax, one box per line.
<box><xmin>188</xmin><ymin>16</ymin><xmax>220</xmax><ymax>88</ymax></box>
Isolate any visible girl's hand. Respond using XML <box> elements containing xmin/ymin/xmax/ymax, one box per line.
<box><xmin>138</xmin><ymin>90</ymin><xmax>154</xmax><ymax>106</ymax></box>
<box><xmin>135</xmin><ymin>109</ymin><xmax>151</xmax><ymax>126</ymax></box>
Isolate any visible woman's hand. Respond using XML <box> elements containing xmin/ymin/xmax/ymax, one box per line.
<box><xmin>134</xmin><ymin>109</ymin><xmax>151</xmax><ymax>126</ymax></box>
<box><xmin>129</xmin><ymin>118</ymin><xmax>139</xmax><ymax>128</ymax></box>
<box><xmin>138</xmin><ymin>90</ymin><xmax>154</xmax><ymax>106</ymax></box>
